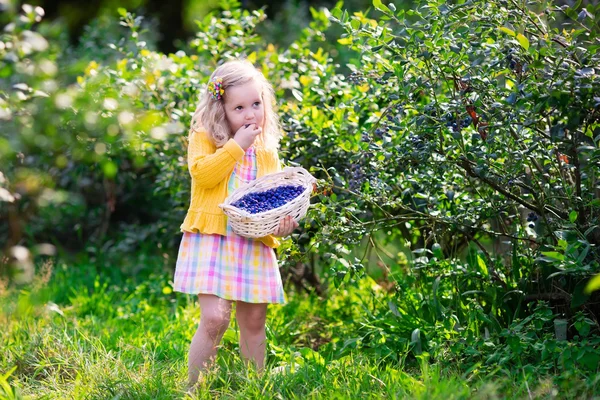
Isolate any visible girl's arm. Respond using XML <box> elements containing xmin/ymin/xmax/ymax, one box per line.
<box><xmin>187</xmin><ymin>130</ymin><xmax>245</xmax><ymax>188</ymax></box>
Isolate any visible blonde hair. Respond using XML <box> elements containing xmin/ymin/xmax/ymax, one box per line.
<box><xmin>190</xmin><ymin>59</ymin><xmax>281</xmax><ymax>149</ymax></box>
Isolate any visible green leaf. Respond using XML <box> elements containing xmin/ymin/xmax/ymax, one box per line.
<box><xmin>299</xmin><ymin>347</ymin><xmax>325</xmax><ymax>366</ymax></box>
<box><xmin>432</xmin><ymin>276</ymin><xmax>444</xmax><ymax>317</ymax></box>
<box><xmin>498</xmin><ymin>27</ymin><xmax>516</xmax><ymax>37</ymax></box>
<box><xmin>291</xmin><ymin>89</ymin><xmax>304</xmax><ymax>102</ymax></box>
<box><xmin>577</xmin><ymin>349</ymin><xmax>600</xmax><ymax>371</ymax></box>
<box><xmin>388</xmin><ymin>300</ymin><xmax>401</xmax><ymax>317</ymax></box>
<box><xmin>516</xmin><ymin>33</ymin><xmax>529</xmax><ymax>50</ymax></box>
<box><xmin>330</xmin><ymin>7</ymin><xmax>342</xmax><ymax>19</ymax></box>
<box><xmin>540</xmin><ymin>251</ymin><xmax>564</xmax><ymax>261</ymax></box>
<box><xmin>569</xmin><ymin>210</ymin><xmax>578</xmax><ymax>223</ymax></box>
<box><xmin>477</xmin><ymin>254</ymin><xmax>489</xmax><ymax>276</ymax></box>
<box><xmin>432</xmin><ymin>243</ymin><xmax>443</xmax><ymax>259</ymax></box>
<box><xmin>411</xmin><ymin>328</ymin><xmax>422</xmax><ymax>354</ymax></box>
<box><xmin>338</xmin><ymin>257</ymin><xmax>350</xmax><ymax>268</ymax></box>
<box><xmin>0</xmin><ymin>366</ymin><xmax>17</xmax><ymax>398</ymax></box>
<box><xmin>574</xmin><ymin>319</ymin><xmax>591</xmax><ymax>337</ymax></box>
<box><xmin>373</xmin><ymin>0</ymin><xmax>391</xmax><ymax>14</ymax></box>
<box><xmin>512</xmin><ymin>240</ymin><xmax>521</xmax><ymax>282</ymax></box>
<box><xmin>584</xmin><ymin>274</ymin><xmax>600</xmax><ymax>295</ymax></box>
<box><xmin>117</xmin><ymin>7</ymin><xmax>128</xmax><ymax>18</ymax></box>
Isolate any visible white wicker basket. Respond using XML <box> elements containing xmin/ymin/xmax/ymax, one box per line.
<box><xmin>219</xmin><ymin>167</ymin><xmax>316</xmax><ymax>238</ymax></box>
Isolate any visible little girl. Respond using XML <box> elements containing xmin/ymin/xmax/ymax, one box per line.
<box><xmin>173</xmin><ymin>59</ymin><xmax>298</xmax><ymax>388</ymax></box>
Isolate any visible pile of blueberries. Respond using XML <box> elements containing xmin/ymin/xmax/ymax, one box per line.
<box><xmin>232</xmin><ymin>185</ymin><xmax>305</xmax><ymax>214</ymax></box>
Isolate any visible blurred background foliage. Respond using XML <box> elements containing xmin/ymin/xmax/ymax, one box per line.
<box><xmin>1</xmin><ymin>0</ymin><xmax>393</xmax><ymax>52</ymax></box>
<box><xmin>1</xmin><ymin>0</ymin><xmax>600</xmax><ymax>390</ymax></box>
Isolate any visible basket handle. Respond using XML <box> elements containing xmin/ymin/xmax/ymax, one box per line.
<box><xmin>282</xmin><ymin>166</ymin><xmax>317</xmax><ymax>183</ymax></box>
<box><xmin>282</xmin><ymin>166</ymin><xmax>303</xmax><ymax>177</ymax></box>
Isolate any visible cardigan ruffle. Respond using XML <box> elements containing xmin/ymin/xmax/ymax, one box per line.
<box><xmin>180</xmin><ymin>210</ymin><xmax>279</xmax><ymax>248</ymax></box>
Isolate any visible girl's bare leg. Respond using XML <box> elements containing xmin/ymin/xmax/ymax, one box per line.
<box><xmin>188</xmin><ymin>294</ymin><xmax>232</xmax><ymax>388</ymax></box>
<box><xmin>235</xmin><ymin>301</ymin><xmax>268</xmax><ymax>371</ymax></box>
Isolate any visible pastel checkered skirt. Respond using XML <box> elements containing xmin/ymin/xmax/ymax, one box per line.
<box><xmin>174</xmin><ymin>146</ymin><xmax>286</xmax><ymax>304</ymax></box>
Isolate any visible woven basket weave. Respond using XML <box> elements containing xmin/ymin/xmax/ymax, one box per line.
<box><xmin>219</xmin><ymin>167</ymin><xmax>316</xmax><ymax>238</ymax></box>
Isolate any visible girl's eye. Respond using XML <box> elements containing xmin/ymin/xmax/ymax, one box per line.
<box><xmin>235</xmin><ymin>106</ymin><xmax>242</xmax><ymax>111</ymax></box>
<box><xmin>253</xmin><ymin>102</ymin><xmax>261</xmax><ymax>107</ymax></box>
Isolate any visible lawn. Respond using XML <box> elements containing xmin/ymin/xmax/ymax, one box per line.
<box><xmin>1</xmin><ymin>253</ymin><xmax>597</xmax><ymax>399</ymax></box>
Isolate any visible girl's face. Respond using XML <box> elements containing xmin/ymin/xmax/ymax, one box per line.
<box><xmin>224</xmin><ymin>80</ymin><xmax>265</xmax><ymax>134</ymax></box>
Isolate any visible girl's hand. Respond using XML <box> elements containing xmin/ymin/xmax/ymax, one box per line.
<box><xmin>233</xmin><ymin>123</ymin><xmax>262</xmax><ymax>150</ymax></box>
<box><xmin>273</xmin><ymin>216</ymin><xmax>299</xmax><ymax>237</ymax></box>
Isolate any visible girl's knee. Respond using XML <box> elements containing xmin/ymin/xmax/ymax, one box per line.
<box><xmin>200</xmin><ymin>310</ymin><xmax>231</xmax><ymax>339</ymax></box>
<box><xmin>198</xmin><ymin>294</ymin><xmax>232</xmax><ymax>338</ymax></box>
<box><xmin>237</xmin><ymin>306</ymin><xmax>267</xmax><ymax>334</ymax></box>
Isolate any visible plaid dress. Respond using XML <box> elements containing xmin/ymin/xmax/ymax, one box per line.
<box><xmin>173</xmin><ymin>146</ymin><xmax>286</xmax><ymax>304</ymax></box>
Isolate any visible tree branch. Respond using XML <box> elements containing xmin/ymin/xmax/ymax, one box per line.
<box><xmin>459</xmin><ymin>157</ymin><xmax>568</xmax><ymax>219</ymax></box>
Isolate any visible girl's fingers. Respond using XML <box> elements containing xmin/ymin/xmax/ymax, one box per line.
<box><xmin>273</xmin><ymin>216</ymin><xmax>297</xmax><ymax>237</ymax></box>
<box><xmin>285</xmin><ymin>217</ymin><xmax>297</xmax><ymax>235</ymax></box>
<box><xmin>282</xmin><ymin>218</ymin><xmax>289</xmax><ymax>234</ymax></box>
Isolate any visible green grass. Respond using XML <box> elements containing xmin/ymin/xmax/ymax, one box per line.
<box><xmin>1</xmin><ymin>255</ymin><xmax>598</xmax><ymax>399</ymax></box>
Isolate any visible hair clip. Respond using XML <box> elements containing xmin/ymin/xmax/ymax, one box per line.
<box><xmin>208</xmin><ymin>77</ymin><xmax>224</xmax><ymax>100</ymax></box>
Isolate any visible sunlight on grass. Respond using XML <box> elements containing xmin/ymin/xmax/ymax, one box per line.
<box><xmin>1</xmin><ymin>257</ymin><xmax>598</xmax><ymax>399</ymax></box>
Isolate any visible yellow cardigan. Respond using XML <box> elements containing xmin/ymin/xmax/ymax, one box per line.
<box><xmin>180</xmin><ymin>129</ymin><xmax>282</xmax><ymax>248</ymax></box>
